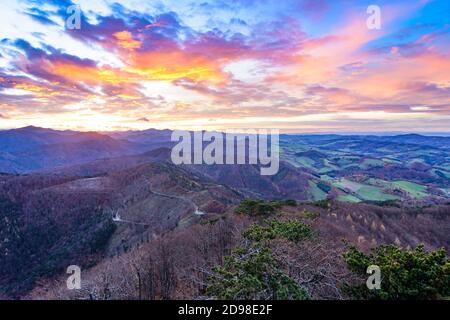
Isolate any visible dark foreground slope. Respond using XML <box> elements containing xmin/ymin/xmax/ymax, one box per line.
<box><xmin>22</xmin><ymin>200</ymin><xmax>450</xmax><ymax>300</ymax></box>
<box><xmin>0</xmin><ymin>161</ymin><xmax>243</xmax><ymax>297</ymax></box>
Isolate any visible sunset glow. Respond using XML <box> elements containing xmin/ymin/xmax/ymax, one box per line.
<box><xmin>0</xmin><ymin>0</ymin><xmax>449</xmax><ymax>132</ymax></box>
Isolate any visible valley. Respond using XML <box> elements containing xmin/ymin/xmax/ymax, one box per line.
<box><xmin>0</xmin><ymin>127</ymin><xmax>449</xmax><ymax>299</ymax></box>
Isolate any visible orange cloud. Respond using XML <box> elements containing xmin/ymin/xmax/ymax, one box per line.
<box><xmin>14</xmin><ymin>83</ymin><xmax>45</xmax><ymax>92</ymax></box>
<box><xmin>50</xmin><ymin>62</ymin><xmax>138</xmax><ymax>85</ymax></box>
<box><xmin>113</xmin><ymin>31</ymin><xmax>141</xmax><ymax>50</ymax></box>
<box><xmin>124</xmin><ymin>50</ymin><xmax>228</xmax><ymax>83</ymax></box>
<box><xmin>12</xmin><ymin>82</ymin><xmax>64</xmax><ymax>97</ymax></box>
<box><xmin>343</xmin><ymin>51</ymin><xmax>450</xmax><ymax>101</ymax></box>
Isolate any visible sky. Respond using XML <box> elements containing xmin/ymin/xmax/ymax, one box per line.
<box><xmin>0</xmin><ymin>0</ymin><xmax>449</xmax><ymax>133</ymax></box>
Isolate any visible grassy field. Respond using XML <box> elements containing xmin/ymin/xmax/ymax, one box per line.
<box><xmin>296</xmin><ymin>156</ymin><xmax>315</xmax><ymax>169</ymax></box>
<box><xmin>335</xmin><ymin>178</ymin><xmax>399</xmax><ymax>202</ymax></box>
<box><xmin>334</xmin><ymin>156</ymin><xmax>361</xmax><ymax>168</ymax></box>
<box><xmin>366</xmin><ymin>178</ymin><xmax>390</xmax><ymax>187</ymax></box>
<box><xmin>360</xmin><ymin>158</ymin><xmax>384</xmax><ymax>169</ymax></box>
<box><xmin>317</xmin><ymin>162</ymin><xmax>335</xmax><ymax>173</ymax></box>
<box><xmin>434</xmin><ymin>169</ymin><xmax>450</xmax><ymax>179</ymax></box>
<box><xmin>320</xmin><ymin>175</ymin><xmax>334</xmax><ymax>183</ymax></box>
<box><xmin>356</xmin><ymin>185</ymin><xmax>399</xmax><ymax>202</ymax></box>
<box><xmin>337</xmin><ymin>194</ymin><xmax>361</xmax><ymax>203</ymax></box>
<box><xmin>308</xmin><ymin>181</ymin><xmax>328</xmax><ymax>201</ymax></box>
<box><xmin>392</xmin><ymin>181</ymin><xmax>429</xmax><ymax>199</ymax></box>
<box><xmin>335</xmin><ymin>179</ymin><xmax>363</xmax><ymax>192</ymax></box>
<box><xmin>279</xmin><ymin>137</ymin><xmax>448</xmax><ymax>203</ymax></box>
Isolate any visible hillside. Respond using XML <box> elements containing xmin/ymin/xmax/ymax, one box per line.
<box><xmin>0</xmin><ymin>127</ymin><xmax>449</xmax><ymax>299</ymax></box>
<box><xmin>22</xmin><ymin>199</ymin><xmax>450</xmax><ymax>300</ymax></box>
<box><xmin>2</xmin><ymin>127</ymin><xmax>448</xmax><ymax>205</ymax></box>
<box><xmin>0</xmin><ymin>161</ymin><xmax>243</xmax><ymax>297</ymax></box>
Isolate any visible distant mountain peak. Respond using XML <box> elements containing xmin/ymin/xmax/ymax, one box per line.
<box><xmin>396</xmin><ymin>133</ymin><xmax>425</xmax><ymax>138</ymax></box>
<box><xmin>12</xmin><ymin>126</ymin><xmax>67</xmax><ymax>135</ymax></box>
<box><xmin>17</xmin><ymin>125</ymin><xmax>47</xmax><ymax>131</ymax></box>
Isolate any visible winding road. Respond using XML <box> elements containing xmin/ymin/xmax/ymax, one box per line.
<box><xmin>112</xmin><ymin>180</ymin><xmax>205</xmax><ymax>226</ymax></box>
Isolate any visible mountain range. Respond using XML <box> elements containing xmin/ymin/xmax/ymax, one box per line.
<box><xmin>0</xmin><ymin>126</ymin><xmax>449</xmax><ymax>298</ymax></box>
<box><xmin>1</xmin><ymin>126</ymin><xmax>449</xmax><ymax>204</ymax></box>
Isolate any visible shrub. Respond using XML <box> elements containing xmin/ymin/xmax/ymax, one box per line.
<box><xmin>313</xmin><ymin>199</ymin><xmax>330</xmax><ymax>209</ymax></box>
<box><xmin>234</xmin><ymin>199</ymin><xmax>276</xmax><ymax>216</ymax></box>
<box><xmin>243</xmin><ymin>224</ymin><xmax>275</xmax><ymax>242</ymax></box>
<box><xmin>303</xmin><ymin>211</ymin><xmax>320</xmax><ymax>220</ymax></box>
<box><xmin>269</xmin><ymin>220</ymin><xmax>313</xmax><ymax>242</ymax></box>
<box><xmin>366</xmin><ymin>200</ymin><xmax>401</xmax><ymax>207</ymax></box>
<box><xmin>235</xmin><ymin>199</ymin><xmax>297</xmax><ymax>216</ymax></box>
<box><xmin>243</xmin><ymin>220</ymin><xmax>312</xmax><ymax>243</ymax></box>
<box><xmin>273</xmin><ymin>199</ymin><xmax>297</xmax><ymax>207</ymax></box>
<box><xmin>344</xmin><ymin>244</ymin><xmax>450</xmax><ymax>300</ymax></box>
<box><xmin>206</xmin><ymin>247</ymin><xmax>309</xmax><ymax>300</ymax></box>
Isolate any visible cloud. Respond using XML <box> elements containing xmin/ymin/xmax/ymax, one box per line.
<box><xmin>0</xmin><ymin>0</ymin><xmax>449</xmax><ymax>131</ymax></box>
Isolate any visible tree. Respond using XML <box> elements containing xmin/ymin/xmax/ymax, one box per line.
<box><xmin>234</xmin><ymin>199</ymin><xmax>276</xmax><ymax>216</ymax></box>
<box><xmin>207</xmin><ymin>216</ymin><xmax>311</xmax><ymax>300</ymax></box>
<box><xmin>206</xmin><ymin>246</ymin><xmax>309</xmax><ymax>300</ymax></box>
<box><xmin>344</xmin><ymin>244</ymin><xmax>450</xmax><ymax>300</ymax></box>
<box><xmin>234</xmin><ymin>199</ymin><xmax>297</xmax><ymax>216</ymax></box>
<box><xmin>243</xmin><ymin>220</ymin><xmax>312</xmax><ymax>243</ymax></box>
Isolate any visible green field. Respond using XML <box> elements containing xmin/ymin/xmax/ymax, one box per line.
<box><xmin>280</xmin><ymin>136</ymin><xmax>448</xmax><ymax>203</ymax></box>
<box><xmin>360</xmin><ymin>159</ymin><xmax>384</xmax><ymax>169</ymax></box>
<box><xmin>434</xmin><ymin>169</ymin><xmax>450</xmax><ymax>179</ymax></box>
<box><xmin>320</xmin><ymin>175</ymin><xmax>334</xmax><ymax>183</ymax></box>
<box><xmin>335</xmin><ymin>179</ymin><xmax>363</xmax><ymax>192</ymax></box>
<box><xmin>366</xmin><ymin>178</ymin><xmax>390</xmax><ymax>187</ymax></box>
<box><xmin>357</xmin><ymin>185</ymin><xmax>399</xmax><ymax>202</ymax></box>
<box><xmin>308</xmin><ymin>181</ymin><xmax>328</xmax><ymax>201</ymax></box>
<box><xmin>334</xmin><ymin>156</ymin><xmax>361</xmax><ymax>168</ymax></box>
<box><xmin>315</xmin><ymin>159</ymin><xmax>340</xmax><ymax>173</ymax></box>
<box><xmin>337</xmin><ymin>194</ymin><xmax>362</xmax><ymax>203</ymax></box>
<box><xmin>335</xmin><ymin>178</ymin><xmax>399</xmax><ymax>202</ymax></box>
<box><xmin>296</xmin><ymin>156</ymin><xmax>315</xmax><ymax>169</ymax></box>
<box><xmin>392</xmin><ymin>181</ymin><xmax>429</xmax><ymax>199</ymax></box>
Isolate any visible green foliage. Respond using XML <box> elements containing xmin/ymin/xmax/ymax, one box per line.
<box><xmin>206</xmin><ymin>247</ymin><xmax>309</xmax><ymax>300</ymax></box>
<box><xmin>243</xmin><ymin>220</ymin><xmax>313</xmax><ymax>242</ymax></box>
<box><xmin>312</xmin><ymin>199</ymin><xmax>330</xmax><ymax>209</ymax></box>
<box><xmin>243</xmin><ymin>224</ymin><xmax>274</xmax><ymax>242</ymax></box>
<box><xmin>366</xmin><ymin>199</ymin><xmax>401</xmax><ymax>207</ymax></box>
<box><xmin>235</xmin><ymin>199</ymin><xmax>297</xmax><ymax>216</ymax></box>
<box><xmin>303</xmin><ymin>211</ymin><xmax>320</xmax><ymax>220</ymax></box>
<box><xmin>344</xmin><ymin>245</ymin><xmax>450</xmax><ymax>300</ymax></box>
<box><xmin>199</xmin><ymin>216</ymin><xmax>226</xmax><ymax>226</ymax></box>
<box><xmin>270</xmin><ymin>220</ymin><xmax>313</xmax><ymax>242</ymax></box>
<box><xmin>208</xmin><ymin>203</ymin><xmax>311</xmax><ymax>300</ymax></box>
<box><xmin>274</xmin><ymin>199</ymin><xmax>297</xmax><ymax>207</ymax></box>
<box><xmin>235</xmin><ymin>199</ymin><xmax>276</xmax><ymax>216</ymax></box>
